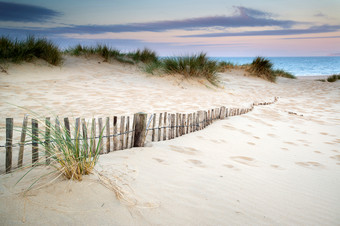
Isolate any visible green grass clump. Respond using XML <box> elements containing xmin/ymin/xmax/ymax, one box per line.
<box><xmin>17</xmin><ymin>117</ymin><xmax>104</xmax><ymax>187</ymax></box>
<box><xmin>218</xmin><ymin>61</ymin><xmax>236</xmax><ymax>72</ymax></box>
<box><xmin>0</xmin><ymin>36</ymin><xmax>62</xmax><ymax>65</ymax></box>
<box><xmin>129</xmin><ymin>48</ymin><xmax>158</xmax><ymax>64</ymax></box>
<box><xmin>65</xmin><ymin>44</ymin><xmax>121</xmax><ymax>61</ymax></box>
<box><xmin>248</xmin><ymin>56</ymin><xmax>276</xmax><ymax>82</ymax></box>
<box><xmin>272</xmin><ymin>69</ymin><xmax>296</xmax><ymax>79</ymax></box>
<box><xmin>163</xmin><ymin>53</ymin><xmax>219</xmax><ymax>84</ymax></box>
<box><xmin>326</xmin><ymin>74</ymin><xmax>340</xmax><ymax>82</ymax></box>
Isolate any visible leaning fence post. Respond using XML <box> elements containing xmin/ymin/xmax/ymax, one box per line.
<box><xmin>18</xmin><ymin>115</ymin><xmax>28</xmax><ymax>168</ymax></box>
<box><xmin>133</xmin><ymin>113</ymin><xmax>147</xmax><ymax>147</ymax></box>
<box><xmin>32</xmin><ymin>119</ymin><xmax>39</xmax><ymax>165</ymax></box>
<box><xmin>6</xmin><ymin>118</ymin><xmax>13</xmax><ymax>173</ymax></box>
<box><xmin>152</xmin><ymin>114</ymin><xmax>156</xmax><ymax>142</ymax></box>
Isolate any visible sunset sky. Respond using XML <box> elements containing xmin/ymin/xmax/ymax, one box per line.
<box><xmin>1</xmin><ymin>0</ymin><xmax>340</xmax><ymax>56</ymax></box>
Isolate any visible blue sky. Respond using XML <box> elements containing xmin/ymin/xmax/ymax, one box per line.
<box><xmin>1</xmin><ymin>0</ymin><xmax>340</xmax><ymax>56</ymax></box>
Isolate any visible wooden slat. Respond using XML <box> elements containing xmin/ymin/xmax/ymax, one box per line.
<box><xmin>106</xmin><ymin>117</ymin><xmax>110</xmax><ymax>153</ymax></box>
<box><xmin>120</xmin><ymin>116</ymin><xmax>125</xmax><ymax>150</ymax></box>
<box><xmin>98</xmin><ymin>118</ymin><xmax>103</xmax><ymax>154</ymax></box>
<box><xmin>6</xmin><ymin>118</ymin><xmax>13</xmax><ymax>173</ymax></box>
<box><xmin>163</xmin><ymin>112</ymin><xmax>167</xmax><ymax>141</ymax></box>
<box><xmin>171</xmin><ymin>114</ymin><xmax>175</xmax><ymax>139</ymax></box>
<box><xmin>175</xmin><ymin>113</ymin><xmax>179</xmax><ymax>137</ymax></box>
<box><xmin>182</xmin><ymin>114</ymin><xmax>186</xmax><ymax>135</ymax></box>
<box><xmin>158</xmin><ymin>113</ymin><xmax>162</xmax><ymax>141</ymax></box>
<box><xmin>18</xmin><ymin>115</ymin><xmax>28</xmax><ymax>168</ymax></box>
<box><xmin>130</xmin><ymin>115</ymin><xmax>136</xmax><ymax>148</ymax></box>
<box><xmin>125</xmin><ymin>116</ymin><xmax>130</xmax><ymax>149</ymax></box>
<box><xmin>64</xmin><ymin>117</ymin><xmax>71</xmax><ymax>138</ymax></box>
<box><xmin>113</xmin><ymin>116</ymin><xmax>118</xmax><ymax>151</ymax></box>
<box><xmin>91</xmin><ymin>118</ymin><xmax>96</xmax><ymax>154</ymax></box>
<box><xmin>133</xmin><ymin>113</ymin><xmax>147</xmax><ymax>147</ymax></box>
<box><xmin>193</xmin><ymin>112</ymin><xmax>196</xmax><ymax>131</ymax></box>
<box><xmin>32</xmin><ymin>119</ymin><xmax>39</xmax><ymax>164</ymax></box>
<box><xmin>151</xmin><ymin>114</ymin><xmax>156</xmax><ymax>142</ymax></box>
<box><xmin>45</xmin><ymin>117</ymin><xmax>51</xmax><ymax>165</ymax></box>
<box><xmin>186</xmin><ymin>114</ymin><xmax>189</xmax><ymax>134</ymax></box>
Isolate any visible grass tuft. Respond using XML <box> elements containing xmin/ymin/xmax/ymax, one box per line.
<box><xmin>16</xmin><ymin>116</ymin><xmax>104</xmax><ymax>187</ymax></box>
<box><xmin>272</xmin><ymin>69</ymin><xmax>296</xmax><ymax>79</ymax></box>
<box><xmin>129</xmin><ymin>48</ymin><xmax>158</xmax><ymax>64</ymax></box>
<box><xmin>248</xmin><ymin>56</ymin><xmax>276</xmax><ymax>82</ymax></box>
<box><xmin>0</xmin><ymin>36</ymin><xmax>62</xmax><ymax>65</ymax></box>
<box><xmin>326</xmin><ymin>74</ymin><xmax>340</xmax><ymax>82</ymax></box>
<box><xmin>163</xmin><ymin>53</ymin><xmax>219</xmax><ymax>84</ymax></box>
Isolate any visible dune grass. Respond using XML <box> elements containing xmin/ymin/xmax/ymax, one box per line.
<box><xmin>247</xmin><ymin>57</ymin><xmax>276</xmax><ymax>82</ymax></box>
<box><xmin>65</xmin><ymin>44</ymin><xmax>121</xmax><ymax>62</ymax></box>
<box><xmin>0</xmin><ymin>36</ymin><xmax>62</xmax><ymax>65</ymax></box>
<box><xmin>162</xmin><ymin>53</ymin><xmax>219</xmax><ymax>84</ymax></box>
<box><xmin>326</xmin><ymin>74</ymin><xmax>340</xmax><ymax>82</ymax></box>
<box><xmin>272</xmin><ymin>69</ymin><xmax>296</xmax><ymax>79</ymax></box>
<box><xmin>17</xmin><ymin>116</ymin><xmax>104</xmax><ymax>190</ymax></box>
<box><xmin>128</xmin><ymin>48</ymin><xmax>158</xmax><ymax>64</ymax></box>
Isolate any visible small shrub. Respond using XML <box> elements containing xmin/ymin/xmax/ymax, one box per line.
<box><xmin>326</xmin><ymin>74</ymin><xmax>340</xmax><ymax>82</ymax></box>
<box><xmin>248</xmin><ymin>57</ymin><xmax>276</xmax><ymax>82</ymax></box>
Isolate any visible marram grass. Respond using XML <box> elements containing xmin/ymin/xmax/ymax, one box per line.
<box><xmin>0</xmin><ymin>36</ymin><xmax>62</xmax><ymax>65</ymax></box>
<box><xmin>16</xmin><ymin>116</ymin><xmax>104</xmax><ymax>190</ymax></box>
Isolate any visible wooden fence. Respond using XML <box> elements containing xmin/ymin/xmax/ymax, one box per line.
<box><xmin>1</xmin><ymin>97</ymin><xmax>278</xmax><ymax>173</ymax></box>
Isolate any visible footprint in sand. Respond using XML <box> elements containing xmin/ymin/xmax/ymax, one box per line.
<box><xmin>169</xmin><ymin>145</ymin><xmax>199</xmax><ymax>155</ymax></box>
<box><xmin>230</xmin><ymin>156</ymin><xmax>257</xmax><ymax>167</ymax></box>
<box><xmin>330</xmin><ymin>155</ymin><xmax>340</xmax><ymax>161</ymax></box>
<box><xmin>295</xmin><ymin>162</ymin><xmax>325</xmax><ymax>169</ymax></box>
<box><xmin>186</xmin><ymin>159</ymin><xmax>206</xmax><ymax>168</ymax></box>
<box><xmin>153</xmin><ymin>158</ymin><xmax>168</xmax><ymax>165</ymax></box>
<box><xmin>270</xmin><ymin>164</ymin><xmax>285</xmax><ymax>170</ymax></box>
<box><xmin>223</xmin><ymin>164</ymin><xmax>240</xmax><ymax>171</ymax></box>
<box><xmin>247</xmin><ymin>142</ymin><xmax>256</xmax><ymax>146</ymax></box>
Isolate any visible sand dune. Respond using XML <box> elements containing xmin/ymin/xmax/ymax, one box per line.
<box><xmin>0</xmin><ymin>56</ymin><xmax>339</xmax><ymax>225</ymax></box>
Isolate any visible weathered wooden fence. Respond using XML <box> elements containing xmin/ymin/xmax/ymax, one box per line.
<box><xmin>1</xmin><ymin>97</ymin><xmax>279</xmax><ymax>173</ymax></box>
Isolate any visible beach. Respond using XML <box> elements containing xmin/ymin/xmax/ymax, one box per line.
<box><xmin>0</xmin><ymin>56</ymin><xmax>339</xmax><ymax>225</ymax></box>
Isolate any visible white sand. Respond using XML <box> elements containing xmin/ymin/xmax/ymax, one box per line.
<box><xmin>0</xmin><ymin>56</ymin><xmax>339</xmax><ymax>225</ymax></box>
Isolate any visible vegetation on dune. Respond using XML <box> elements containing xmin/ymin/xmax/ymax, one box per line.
<box><xmin>128</xmin><ymin>48</ymin><xmax>158</xmax><ymax>64</ymax></box>
<box><xmin>272</xmin><ymin>69</ymin><xmax>296</xmax><ymax>79</ymax></box>
<box><xmin>1</xmin><ymin>36</ymin><xmax>297</xmax><ymax>85</ymax></box>
<box><xmin>162</xmin><ymin>53</ymin><xmax>219</xmax><ymax>84</ymax></box>
<box><xmin>17</xmin><ymin>116</ymin><xmax>104</xmax><ymax>190</ymax></box>
<box><xmin>0</xmin><ymin>36</ymin><xmax>62</xmax><ymax>65</ymax></box>
<box><xmin>326</xmin><ymin>74</ymin><xmax>340</xmax><ymax>82</ymax></box>
<box><xmin>65</xmin><ymin>44</ymin><xmax>121</xmax><ymax>61</ymax></box>
<box><xmin>247</xmin><ymin>56</ymin><xmax>276</xmax><ymax>82</ymax></box>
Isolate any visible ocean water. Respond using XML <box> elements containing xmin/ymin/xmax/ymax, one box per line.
<box><xmin>212</xmin><ymin>57</ymin><xmax>340</xmax><ymax>76</ymax></box>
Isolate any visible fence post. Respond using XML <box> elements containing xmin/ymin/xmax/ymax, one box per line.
<box><xmin>18</xmin><ymin>115</ymin><xmax>28</xmax><ymax>168</ymax></box>
<box><xmin>6</xmin><ymin>118</ymin><xmax>13</xmax><ymax>173</ymax></box>
<box><xmin>152</xmin><ymin>114</ymin><xmax>156</xmax><ymax>142</ymax></box>
<box><xmin>106</xmin><ymin>117</ymin><xmax>110</xmax><ymax>153</ymax></box>
<box><xmin>133</xmin><ymin>113</ymin><xmax>147</xmax><ymax>147</ymax></box>
<box><xmin>113</xmin><ymin>116</ymin><xmax>118</xmax><ymax>151</ymax></box>
<box><xmin>120</xmin><ymin>116</ymin><xmax>125</xmax><ymax>150</ymax></box>
<box><xmin>158</xmin><ymin>113</ymin><xmax>162</xmax><ymax>141</ymax></box>
<box><xmin>45</xmin><ymin>117</ymin><xmax>51</xmax><ymax>165</ymax></box>
<box><xmin>32</xmin><ymin>119</ymin><xmax>39</xmax><ymax>164</ymax></box>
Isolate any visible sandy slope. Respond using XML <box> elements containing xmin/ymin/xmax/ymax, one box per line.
<box><xmin>0</xmin><ymin>56</ymin><xmax>339</xmax><ymax>225</ymax></box>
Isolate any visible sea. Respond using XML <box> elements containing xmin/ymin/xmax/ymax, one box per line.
<box><xmin>211</xmin><ymin>57</ymin><xmax>340</xmax><ymax>77</ymax></box>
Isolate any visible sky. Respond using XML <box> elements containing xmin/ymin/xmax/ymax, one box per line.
<box><xmin>0</xmin><ymin>0</ymin><xmax>340</xmax><ymax>56</ymax></box>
